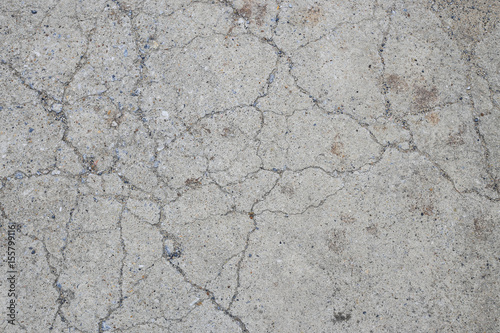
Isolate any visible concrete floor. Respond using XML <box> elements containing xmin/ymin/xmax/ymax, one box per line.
<box><xmin>0</xmin><ymin>0</ymin><xmax>499</xmax><ymax>332</ymax></box>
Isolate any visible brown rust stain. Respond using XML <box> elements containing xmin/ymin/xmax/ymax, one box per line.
<box><xmin>236</xmin><ymin>0</ymin><xmax>268</xmax><ymax>26</ymax></box>
<box><xmin>221</xmin><ymin>127</ymin><xmax>236</xmax><ymax>137</ymax></box>
<box><xmin>409</xmin><ymin>192</ymin><xmax>435</xmax><ymax>217</ymax></box>
<box><xmin>425</xmin><ymin>112</ymin><xmax>440</xmax><ymax>125</ymax></box>
<box><xmin>421</xmin><ymin>204</ymin><xmax>434</xmax><ymax>216</ymax></box>
<box><xmin>302</xmin><ymin>7</ymin><xmax>323</xmax><ymax>26</ymax></box>
<box><xmin>238</xmin><ymin>1</ymin><xmax>253</xmax><ymax>18</ymax></box>
<box><xmin>290</xmin><ymin>6</ymin><xmax>324</xmax><ymax>27</ymax></box>
<box><xmin>413</xmin><ymin>85</ymin><xmax>438</xmax><ymax>111</ymax></box>
<box><xmin>97</xmin><ymin>105</ymin><xmax>123</xmax><ymax>127</ymax></box>
<box><xmin>384</xmin><ymin>75</ymin><xmax>439</xmax><ymax>112</ymax></box>
<box><xmin>254</xmin><ymin>4</ymin><xmax>267</xmax><ymax>26</ymax></box>
<box><xmin>109</xmin><ymin>9</ymin><xmax>124</xmax><ymax>24</ymax></box>
<box><xmin>330</xmin><ymin>142</ymin><xmax>344</xmax><ymax>156</ymax></box>
<box><xmin>330</xmin><ymin>134</ymin><xmax>344</xmax><ymax>157</ymax></box>
<box><xmin>185</xmin><ymin>178</ymin><xmax>202</xmax><ymax>188</ymax></box>
<box><xmin>447</xmin><ymin>124</ymin><xmax>466</xmax><ymax>146</ymax></box>
<box><xmin>385</xmin><ymin>74</ymin><xmax>408</xmax><ymax>93</ymax></box>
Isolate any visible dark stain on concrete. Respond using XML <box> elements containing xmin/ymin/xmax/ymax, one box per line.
<box><xmin>333</xmin><ymin>312</ymin><xmax>352</xmax><ymax>322</ymax></box>
<box><xmin>327</xmin><ymin>229</ymin><xmax>346</xmax><ymax>254</ymax></box>
<box><xmin>413</xmin><ymin>85</ymin><xmax>438</xmax><ymax>111</ymax></box>
<box><xmin>447</xmin><ymin>124</ymin><xmax>466</xmax><ymax>146</ymax></box>
<box><xmin>473</xmin><ymin>217</ymin><xmax>493</xmax><ymax>240</ymax></box>
<box><xmin>237</xmin><ymin>0</ymin><xmax>268</xmax><ymax>26</ymax></box>
<box><xmin>385</xmin><ymin>74</ymin><xmax>408</xmax><ymax>93</ymax></box>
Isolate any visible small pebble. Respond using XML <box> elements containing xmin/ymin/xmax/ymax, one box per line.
<box><xmin>52</xmin><ymin>103</ymin><xmax>63</xmax><ymax>113</ymax></box>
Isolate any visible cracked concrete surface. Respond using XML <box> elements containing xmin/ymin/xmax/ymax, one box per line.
<box><xmin>0</xmin><ymin>0</ymin><xmax>499</xmax><ymax>332</ymax></box>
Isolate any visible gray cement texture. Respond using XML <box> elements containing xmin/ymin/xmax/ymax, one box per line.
<box><xmin>0</xmin><ymin>0</ymin><xmax>499</xmax><ymax>332</ymax></box>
